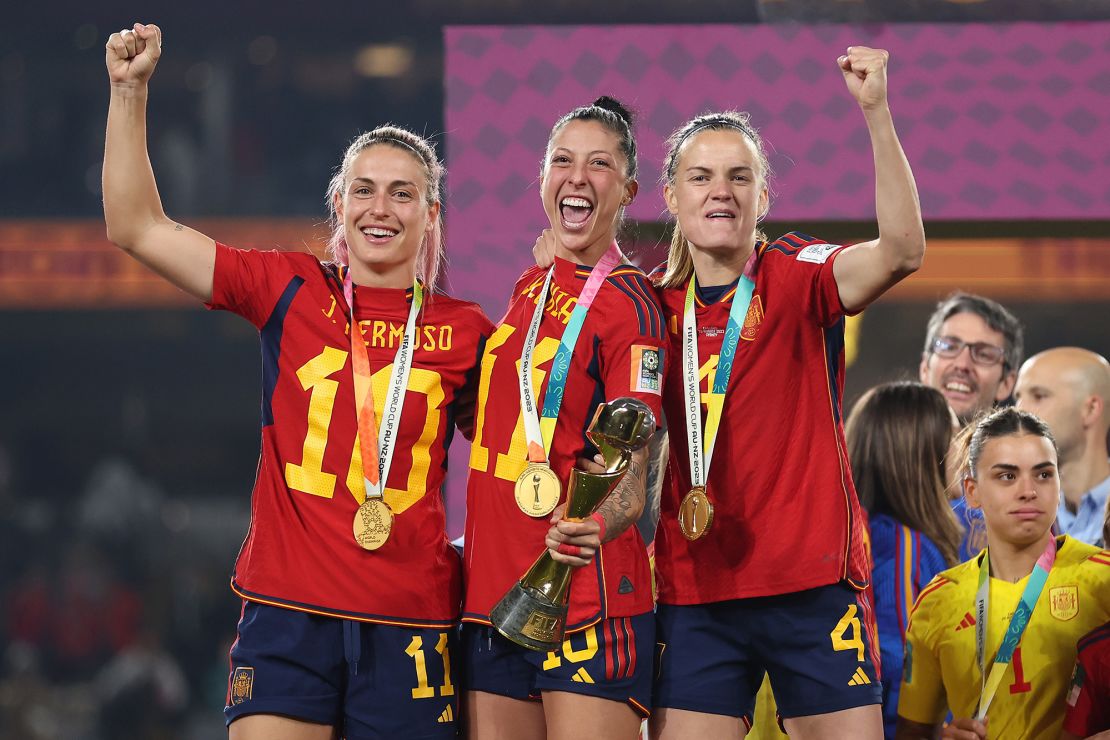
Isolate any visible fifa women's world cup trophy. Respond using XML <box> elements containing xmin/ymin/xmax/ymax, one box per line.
<box><xmin>490</xmin><ymin>397</ymin><xmax>656</xmax><ymax>651</ymax></box>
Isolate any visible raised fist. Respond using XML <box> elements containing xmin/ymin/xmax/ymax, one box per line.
<box><xmin>105</xmin><ymin>23</ymin><xmax>162</xmax><ymax>85</ymax></box>
<box><xmin>838</xmin><ymin>46</ymin><xmax>889</xmax><ymax>111</ymax></box>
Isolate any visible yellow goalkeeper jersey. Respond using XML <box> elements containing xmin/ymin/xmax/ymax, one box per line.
<box><xmin>899</xmin><ymin>536</ymin><xmax>1110</xmax><ymax>740</ymax></box>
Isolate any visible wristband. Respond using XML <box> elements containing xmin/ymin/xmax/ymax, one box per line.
<box><xmin>591</xmin><ymin>512</ymin><xmax>607</xmax><ymax>542</ymax></box>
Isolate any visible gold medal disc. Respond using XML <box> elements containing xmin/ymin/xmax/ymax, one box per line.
<box><xmin>514</xmin><ymin>463</ymin><xmax>562</xmax><ymax>517</ymax></box>
<box><xmin>678</xmin><ymin>486</ymin><xmax>714</xmax><ymax>541</ymax></box>
<box><xmin>353</xmin><ymin>498</ymin><xmax>394</xmax><ymax>550</ymax></box>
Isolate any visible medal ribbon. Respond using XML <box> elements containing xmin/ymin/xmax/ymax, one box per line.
<box><xmin>519</xmin><ymin>242</ymin><xmax>622</xmax><ymax>463</ymax></box>
<box><xmin>682</xmin><ymin>257</ymin><xmax>756</xmax><ymax>489</ymax></box>
<box><xmin>973</xmin><ymin>536</ymin><xmax>1056</xmax><ymax>720</ymax></box>
<box><xmin>343</xmin><ymin>270</ymin><xmax>423</xmax><ymax>502</ymax></box>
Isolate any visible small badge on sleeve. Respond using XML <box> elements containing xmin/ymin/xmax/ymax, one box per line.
<box><xmin>1066</xmin><ymin>662</ymin><xmax>1085</xmax><ymax>706</ymax></box>
<box><xmin>796</xmin><ymin>243</ymin><xmax>840</xmax><ymax>264</ymax></box>
<box><xmin>631</xmin><ymin>345</ymin><xmax>662</xmax><ymax>394</ymax></box>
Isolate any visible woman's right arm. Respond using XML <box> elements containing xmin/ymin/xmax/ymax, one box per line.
<box><xmin>103</xmin><ymin>22</ymin><xmax>216</xmax><ymax>302</ymax></box>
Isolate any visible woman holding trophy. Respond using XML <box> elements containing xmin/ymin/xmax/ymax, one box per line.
<box><xmin>461</xmin><ymin>97</ymin><xmax>666</xmax><ymax>739</ymax></box>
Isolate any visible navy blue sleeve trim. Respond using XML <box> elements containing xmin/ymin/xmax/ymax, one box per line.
<box><xmin>609</xmin><ymin>274</ymin><xmax>664</xmax><ymax>339</ymax></box>
<box><xmin>823</xmin><ymin>318</ymin><xmax>845</xmax><ymax>425</ymax></box>
<box><xmin>259</xmin><ymin>275</ymin><xmax>305</xmax><ymax>427</ymax></box>
<box><xmin>1077</xmin><ymin>622</ymin><xmax>1110</xmax><ymax>652</ymax></box>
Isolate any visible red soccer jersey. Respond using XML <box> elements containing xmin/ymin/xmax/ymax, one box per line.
<box><xmin>208</xmin><ymin>243</ymin><xmax>493</xmax><ymax>627</ymax></box>
<box><xmin>463</xmin><ymin>257</ymin><xmax>666</xmax><ymax>632</ymax></box>
<box><xmin>653</xmin><ymin>232</ymin><xmax>870</xmax><ymax>604</ymax></box>
<box><xmin>1063</xmin><ymin>621</ymin><xmax>1110</xmax><ymax>737</ymax></box>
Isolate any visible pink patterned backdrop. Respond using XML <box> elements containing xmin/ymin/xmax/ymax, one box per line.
<box><xmin>440</xmin><ymin>22</ymin><xmax>1110</xmax><ymax>536</ymax></box>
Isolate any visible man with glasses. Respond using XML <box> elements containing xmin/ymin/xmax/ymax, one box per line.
<box><xmin>918</xmin><ymin>292</ymin><xmax>1024</xmax><ymax>425</ymax></box>
<box><xmin>919</xmin><ymin>293</ymin><xmax>1025</xmax><ymax>562</ymax></box>
<box><xmin>1015</xmin><ymin>347</ymin><xmax>1110</xmax><ymax>546</ymax></box>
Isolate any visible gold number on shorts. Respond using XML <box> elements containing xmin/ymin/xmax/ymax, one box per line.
<box><xmin>542</xmin><ymin>626</ymin><xmax>599</xmax><ymax>670</ymax></box>
<box><xmin>830</xmin><ymin>604</ymin><xmax>865</xmax><ymax>662</ymax></box>
<box><xmin>405</xmin><ymin>633</ymin><xmax>454</xmax><ymax>699</ymax></box>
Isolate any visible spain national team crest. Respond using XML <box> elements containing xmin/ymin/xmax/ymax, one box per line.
<box><xmin>230</xmin><ymin>667</ymin><xmax>254</xmax><ymax>706</ymax></box>
<box><xmin>741</xmin><ymin>295</ymin><xmax>764</xmax><ymax>341</ymax></box>
<box><xmin>1049</xmin><ymin>585</ymin><xmax>1079</xmax><ymax>621</ymax></box>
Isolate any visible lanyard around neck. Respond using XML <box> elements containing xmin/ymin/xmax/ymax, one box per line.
<box><xmin>518</xmin><ymin>243</ymin><xmax>621</xmax><ymax>463</ymax></box>
<box><xmin>681</xmin><ymin>265</ymin><xmax>755</xmax><ymax>488</ymax></box>
<box><xmin>343</xmin><ymin>271</ymin><xmax>423</xmax><ymax>501</ymax></box>
<box><xmin>973</xmin><ymin>536</ymin><xmax>1056</xmax><ymax>720</ymax></box>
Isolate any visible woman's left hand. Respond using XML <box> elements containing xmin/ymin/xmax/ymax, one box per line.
<box><xmin>838</xmin><ymin>46</ymin><xmax>889</xmax><ymax>111</ymax></box>
<box><xmin>533</xmin><ymin>228</ymin><xmax>557</xmax><ymax>268</ymax></box>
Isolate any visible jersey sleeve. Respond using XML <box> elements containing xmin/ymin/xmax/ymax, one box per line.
<box><xmin>451</xmin><ymin>305</ymin><xmax>495</xmax><ymax>441</ymax></box>
<box><xmin>1063</xmin><ymin>612</ymin><xmax>1110</xmax><ymax>737</ymax></box>
<box><xmin>759</xmin><ymin>232</ymin><xmax>851</xmax><ymax>328</ymax></box>
<box><xmin>1062</xmin><ymin>649</ymin><xmax>1098</xmax><ymax>737</ymax></box>
<box><xmin>596</xmin><ymin>271</ymin><xmax>667</xmax><ymax>427</ymax></box>
<box><xmin>206</xmin><ymin>243</ymin><xmax>309</xmax><ymax>328</ymax></box>
<box><xmin>897</xmin><ymin>576</ymin><xmax>952</xmax><ymax>726</ymax></box>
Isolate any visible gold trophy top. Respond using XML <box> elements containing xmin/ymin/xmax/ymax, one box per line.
<box><xmin>586</xmin><ymin>397</ymin><xmax>655</xmax><ymax>472</ymax></box>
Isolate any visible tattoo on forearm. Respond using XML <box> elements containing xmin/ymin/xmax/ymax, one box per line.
<box><xmin>596</xmin><ymin>455</ymin><xmax>646</xmax><ymax>543</ymax></box>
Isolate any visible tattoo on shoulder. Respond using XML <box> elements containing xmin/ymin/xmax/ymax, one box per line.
<box><xmin>173</xmin><ymin>223</ymin><xmax>184</xmax><ymax>232</ymax></box>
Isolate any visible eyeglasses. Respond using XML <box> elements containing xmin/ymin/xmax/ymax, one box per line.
<box><xmin>930</xmin><ymin>336</ymin><xmax>1006</xmax><ymax>367</ymax></box>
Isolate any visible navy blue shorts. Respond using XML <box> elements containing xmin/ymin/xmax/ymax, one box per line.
<box><xmin>654</xmin><ymin>583</ymin><xmax>882</xmax><ymax>721</ymax></box>
<box><xmin>225</xmin><ymin>601</ymin><xmax>460</xmax><ymax>739</ymax></box>
<box><xmin>463</xmin><ymin>613</ymin><xmax>654</xmax><ymax>717</ymax></box>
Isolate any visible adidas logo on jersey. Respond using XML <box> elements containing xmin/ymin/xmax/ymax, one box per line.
<box><xmin>572</xmin><ymin>667</ymin><xmax>595</xmax><ymax>684</ymax></box>
<box><xmin>618</xmin><ymin>576</ymin><xmax>634</xmax><ymax>594</ymax></box>
<box><xmin>847</xmin><ymin>667</ymin><xmax>871</xmax><ymax>686</ymax></box>
<box><xmin>955</xmin><ymin>612</ymin><xmax>977</xmax><ymax>631</ymax></box>
<box><xmin>437</xmin><ymin>705</ymin><xmax>454</xmax><ymax>723</ymax></box>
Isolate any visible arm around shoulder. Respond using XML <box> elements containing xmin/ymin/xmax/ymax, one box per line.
<box><xmin>103</xmin><ymin>22</ymin><xmax>215</xmax><ymax>302</ymax></box>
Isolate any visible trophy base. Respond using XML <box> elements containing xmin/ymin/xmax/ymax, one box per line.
<box><xmin>490</xmin><ymin>582</ymin><xmax>568</xmax><ymax>652</ymax></box>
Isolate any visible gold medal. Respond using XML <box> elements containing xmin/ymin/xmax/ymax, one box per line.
<box><xmin>353</xmin><ymin>497</ymin><xmax>394</xmax><ymax>550</ymax></box>
<box><xmin>678</xmin><ymin>486</ymin><xmax>714</xmax><ymax>541</ymax></box>
<box><xmin>514</xmin><ymin>463</ymin><xmax>562</xmax><ymax>518</ymax></box>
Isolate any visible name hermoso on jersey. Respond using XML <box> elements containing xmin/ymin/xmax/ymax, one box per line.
<box><xmin>321</xmin><ymin>295</ymin><xmax>457</xmax><ymax>352</ymax></box>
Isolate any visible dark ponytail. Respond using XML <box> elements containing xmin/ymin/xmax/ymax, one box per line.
<box><xmin>544</xmin><ymin>95</ymin><xmax>638</xmax><ymax>179</ymax></box>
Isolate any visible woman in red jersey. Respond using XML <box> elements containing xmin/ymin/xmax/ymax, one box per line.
<box><xmin>649</xmin><ymin>47</ymin><xmax>924</xmax><ymax>739</ymax></box>
<box><xmin>462</xmin><ymin>97</ymin><xmax>667</xmax><ymax>739</ymax></box>
<box><xmin>104</xmin><ymin>23</ymin><xmax>491</xmax><ymax>740</ymax></box>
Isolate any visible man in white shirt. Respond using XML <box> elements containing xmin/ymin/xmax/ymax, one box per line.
<box><xmin>1015</xmin><ymin>346</ymin><xmax>1110</xmax><ymax>546</ymax></box>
